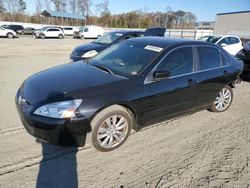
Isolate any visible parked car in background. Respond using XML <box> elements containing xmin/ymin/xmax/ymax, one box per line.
<box><xmin>197</xmin><ymin>35</ymin><xmax>243</xmax><ymax>56</ymax></box>
<box><xmin>1</xmin><ymin>24</ymin><xmax>24</xmax><ymax>34</ymax></box>
<box><xmin>22</xmin><ymin>27</ymin><xmax>36</xmax><ymax>35</ymax></box>
<box><xmin>73</xmin><ymin>25</ymin><xmax>104</xmax><ymax>39</ymax></box>
<box><xmin>70</xmin><ymin>30</ymin><xmax>146</xmax><ymax>62</ymax></box>
<box><xmin>236</xmin><ymin>43</ymin><xmax>250</xmax><ymax>80</ymax></box>
<box><xmin>63</xmin><ymin>27</ymin><xmax>75</xmax><ymax>35</ymax></box>
<box><xmin>33</xmin><ymin>27</ymin><xmax>64</xmax><ymax>39</ymax></box>
<box><xmin>145</xmin><ymin>27</ymin><xmax>166</xmax><ymax>36</ymax></box>
<box><xmin>16</xmin><ymin>37</ymin><xmax>243</xmax><ymax>152</ymax></box>
<box><xmin>0</xmin><ymin>26</ymin><xmax>17</xmax><ymax>39</ymax></box>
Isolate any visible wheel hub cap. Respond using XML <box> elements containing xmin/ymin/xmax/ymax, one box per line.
<box><xmin>97</xmin><ymin>115</ymin><xmax>129</xmax><ymax>149</ymax></box>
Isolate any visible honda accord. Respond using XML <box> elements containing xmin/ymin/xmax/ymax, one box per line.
<box><xmin>16</xmin><ymin>37</ymin><xmax>243</xmax><ymax>152</ymax></box>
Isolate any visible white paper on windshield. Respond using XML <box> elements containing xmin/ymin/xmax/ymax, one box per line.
<box><xmin>115</xmin><ymin>33</ymin><xmax>123</xmax><ymax>36</ymax></box>
<box><xmin>144</xmin><ymin>45</ymin><xmax>163</xmax><ymax>52</ymax></box>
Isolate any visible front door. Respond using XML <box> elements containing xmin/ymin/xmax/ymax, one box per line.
<box><xmin>141</xmin><ymin>46</ymin><xmax>198</xmax><ymax>125</ymax></box>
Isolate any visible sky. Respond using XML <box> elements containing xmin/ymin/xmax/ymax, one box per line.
<box><xmin>25</xmin><ymin>0</ymin><xmax>250</xmax><ymax>21</ymax></box>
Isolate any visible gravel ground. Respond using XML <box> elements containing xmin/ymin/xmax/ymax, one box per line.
<box><xmin>0</xmin><ymin>36</ymin><xmax>249</xmax><ymax>188</ymax></box>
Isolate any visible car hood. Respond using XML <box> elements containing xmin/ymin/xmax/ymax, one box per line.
<box><xmin>20</xmin><ymin>62</ymin><xmax>125</xmax><ymax>105</ymax></box>
<box><xmin>73</xmin><ymin>42</ymin><xmax>107</xmax><ymax>56</ymax></box>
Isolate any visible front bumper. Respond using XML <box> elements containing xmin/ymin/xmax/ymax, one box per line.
<box><xmin>16</xmin><ymin>95</ymin><xmax>91</xmax><ymax>147</ymax></box>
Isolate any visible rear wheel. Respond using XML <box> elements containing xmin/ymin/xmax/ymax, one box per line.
<box><xmin>209</xmin><ymin>85</ymin><xmax>233</xmax><ymax>112</ymax></box>
<box><xmin>58</xmin><ymin>34</ymin><xmax>64</xmax><ymax>39</ymax></box>
<box><xmin>90</xmin><ymin>105</ymin><xmax>133</xmax><ymax>152</ymax></box>
<box><xmin>7</xmin><ymin>33</ymin><xmax>14</xmax><ymax>39</ymax></box>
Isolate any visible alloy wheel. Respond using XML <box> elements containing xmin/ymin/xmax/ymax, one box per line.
<box><xmin>97</xmin><ymin>115</ymin><xmax>129</xmax><ymax>149</ymax></box>
<box><xmin>214</xmin><ymin>87</ymin><xmax>232</xmax><ymax>111</ymax></box>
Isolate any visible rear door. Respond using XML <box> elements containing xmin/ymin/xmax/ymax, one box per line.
<box><xmin>142</xmin><ymin>46</ymin><xmax>198</xmax><ymax>125</ymax></box>
<box><xmin>195</xmin><ymin>46</ymin><xmax>232</xmax><ymax>107</ymax></box>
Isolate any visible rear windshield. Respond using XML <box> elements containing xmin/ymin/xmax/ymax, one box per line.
<box><xmin>93</xmin><ymin>32</ymin><xmax>123</xmax><ymax>45</ymax></box>
<box><xmin>90</xmin><ymin>42</ymin><xmax>163</xmax><ymax>78</ymax></box>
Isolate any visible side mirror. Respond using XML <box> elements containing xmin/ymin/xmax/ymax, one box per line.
<box><xmin>220</xmin><ymin>43</ymin><xmax>227</xmax><ymax>47</ymax></box>
<box><xmin>153</xmin><ymin>70</ymin><xmax>170</xmax><ymax>81</ymax></box>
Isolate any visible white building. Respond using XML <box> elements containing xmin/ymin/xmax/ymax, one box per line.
<box><xmin>214</xmin><ymin>11</ymin><xmax>250</xmax><ymax>39</ymax></box>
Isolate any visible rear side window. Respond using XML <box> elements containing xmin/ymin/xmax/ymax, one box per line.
<box><xmin>157</xmin><ymin>47</ymin><xmax>193</xmax><ymax>77</ymax></box>
<box><xmin>197</xmin><ymin>46</ymin><xmax>221</xmax><ymax>71</ymax></box>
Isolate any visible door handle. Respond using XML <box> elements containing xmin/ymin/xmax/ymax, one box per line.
<box><xmin>187</xmin><ymin>79</ymin><xmax>197</xmax><ymax>86</ymax></box>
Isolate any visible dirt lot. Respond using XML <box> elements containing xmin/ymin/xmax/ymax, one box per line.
<box><xmin>0</xmin><ymin>36</ymin><xmax>249</xmax><ymax>188</ymax></box>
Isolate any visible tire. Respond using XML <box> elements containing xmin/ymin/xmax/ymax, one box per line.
<box><xmin>58</xmin><ymin>34</ymin><xmax>64</xmax><ymax>39</ymax></box>
<box><xmin>209</xmin><ymin>85</ymin><xmax>233</xmax><ymax>112</ymax></box>
<box><xmin>7</xmin><ymin>33</ymin><xmax>14</xmax><ymax>39</ymax></box>
<box><xmin>81</xmin><ymin>35</ymin><xmax>84</xmax><ymax>39</ymax></box>
<box><xmin>40</xmin><ymin>34</ymin><xmax>45</xmax><ymax>39</ymax></box>
<box><xmin>97</xmin><ymin>35</ymin><xmax>101</xmax><ymax>38</ymax></box>
<box><xmin>90</xmin><ymin>105</ymin><xmax>133</xmax><ymax>152</ymax></box>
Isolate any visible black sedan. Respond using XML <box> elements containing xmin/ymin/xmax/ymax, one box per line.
<box><xmin>16</xmin><ymin>37</ymin><xmax>243</xmax><ymax>152</ymax></box>
<box><xmin>236</xmin><ymin>43</ymin><xmax>250</xmax><ymax>80</ymax></box>
<box><xmin>70</xmin><ymin>30</ymin><xmax>146</xmax><ymax>62</ymax></box>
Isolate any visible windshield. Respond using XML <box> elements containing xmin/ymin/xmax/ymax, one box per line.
<box><xmin>93</xmin><ymin>32</ymin><xmax>123</xmax><ymax>45</ymax></box>
<box><xmin>198</xmin><ymin>36</ymin><xmax>222</xmax><ymax>44</ymax></box>
<box><xmin>89</xmin><ymin>41</ymin><xmax>163</xmax><ymax>78</ymax></box>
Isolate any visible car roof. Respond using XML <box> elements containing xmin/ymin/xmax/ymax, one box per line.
<box><xmin>203</xmin><ymin>35</ymin><xmax>240</xmax><ymax>38</ymax></box>
<box><xmin>126</xmin><ymin>37</ymin><xmax>211</xmax><ymax>48</ymax></box>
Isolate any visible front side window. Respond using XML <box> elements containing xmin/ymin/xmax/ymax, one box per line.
<box><xmin>218</xmin><ymin>37</ymin><xmax>229</xmax><ymax>45</ymax></box>
<box><xmin>197</xmin><ymin>46</ymin><xmax>221</xmax><ymax>71</ymax></box>
<box><xmin>157</xmin><ymin>47</ymin><xmax>193</xmax><ymax>77</ymax></box>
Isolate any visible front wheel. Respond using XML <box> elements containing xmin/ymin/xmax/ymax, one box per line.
<box><xmin>7</xmin><ymin>33</ymin><xmax>14</xmax><ymax>39</ymax></box>
<box><xmin>40</xmin><ymin>34</ymin><xmax>45</xmax><ymax>39</ymax></box>
<box><xmin>209</xmin><ymin>85</ymin><xmax>233</xmax><ymax>112</ymax></box>
<box><xmin>90</xmin><ymin>105</ymin><xmax>133</xmax><ymax>152</ymax></box>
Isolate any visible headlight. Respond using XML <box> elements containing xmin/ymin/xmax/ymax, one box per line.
<box><xmin>33</xmin><ymin>99</ymin><xmax>82</xmax><ymax>119</ymax></box>
<box><xmin>82</xmin><ymin>50</ymin><xmax>98</xmax><ymax>58</ymax></box>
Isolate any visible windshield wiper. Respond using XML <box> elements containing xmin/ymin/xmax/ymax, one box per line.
<box><xmin>91</xmin><ymin>64</ymin><xmax>114</xmax><ymax>75</ymax></box>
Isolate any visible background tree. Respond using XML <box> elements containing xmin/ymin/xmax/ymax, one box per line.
<box><xmin>51</xmin><ymin>0</ymin><xmax>61</xmax><ymax>11</ymax></box>
<box><xmin>69</xmin><ymin>0</ymin><xmax>76</xmax><ymax>13</ymax></box>
<box><xmin>0</xmin><ymin>0</ymin><xmax>5</xmax><ymax>13</ymax></box>
<box><xmin>44</xmin><ymin>0</ymin><xmax>51</xmax><ymax>11</ymax></box>
<box><xmin>17</xmin><ymin>0</ymin><xmax>26</xmax><ymax>13</ymax></box>
<box><xmin>36</xmin><ymin>0</ymin><xmax>43</xmax><ymax>13</ymax></box>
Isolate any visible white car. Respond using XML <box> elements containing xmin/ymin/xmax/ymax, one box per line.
<box><xmin>198</xmin><ymin>35</ymin><xmax>243</xmax><ymax>56</ymax></box>
<box><xmin>75</xmin><ymin>26</ymin><xmax>104</xmax><ymax>39</ymax></box>
<box><xmin>62</xmin><ymin>27</ymin><xmax>75</xmax><ymax>36</ymax></box>
<box><xmin>0</xmin><ymin>26</ymin><xmax>17</xmax><ymax>39</ymax></box>
<box><xmin>34</xmin><ymin>27</ymin><xmax>64</xmax><ymax>39</ymax></box>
